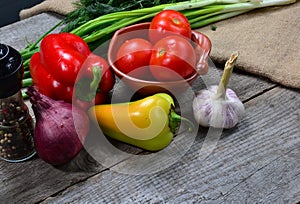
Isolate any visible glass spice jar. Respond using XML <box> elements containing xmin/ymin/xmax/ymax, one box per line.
<box><xmin>0</xmin><ymin>43</ymin><xmax>35</xmax><ymax>162</ymax></box>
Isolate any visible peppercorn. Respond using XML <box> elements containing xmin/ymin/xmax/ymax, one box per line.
<box><xmin>0</xmin><ymin>43</ymin><xmax>35</xmax><ymax>162</ymax></box>
<box><xmin>0</xmin><ymin>97</ymin><xmax>35</xmax><ymax>161</ymax></box>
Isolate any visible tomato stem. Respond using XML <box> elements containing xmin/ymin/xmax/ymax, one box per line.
<box><xmin>173</xmin><ymin>18</ymin><xmax>181</xmax><ymax>25</ymax></box>
<box><xmin>158</xmin><ymin>49</ymin><xmax>166</xmax><ymax>57</ymax></box>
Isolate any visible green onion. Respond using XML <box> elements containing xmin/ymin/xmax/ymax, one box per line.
<box><xmin>68</xmin><ymin>0</ymin><xmax>295</xmax><ymax>43</ymax></box>
<box><xmin>20</xmin><ymin>0</ymin><xmax>296</xmax><ymax>99</ymax></box>
<box><xmin>22</xmin><ymin>78</ymin><xmax>33</xmax><ymax>88</ymax></box>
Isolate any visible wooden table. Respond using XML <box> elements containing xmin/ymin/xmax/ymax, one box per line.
<box><xmin>0</xmin><ymin>13</ymin><xmax>299</xmax><ymax>203</ymax></box>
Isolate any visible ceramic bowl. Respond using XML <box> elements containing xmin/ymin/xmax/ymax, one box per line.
<box><xmin>108</xmin><ymin>22</ymin><xmax>211</xmax><ymax>95</ymax></box>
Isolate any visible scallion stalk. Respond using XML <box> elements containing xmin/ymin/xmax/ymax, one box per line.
<box><xmin>23</xmin><ymin>70</ymin><xmax>31</xmax><ymax>78</ymax></box>
<box><xmin>82</xmin><ymin>12</ymin><xmax>159</xmax><ymax>43</ymax></box>
<box><xmin>22</xmin><ymin>78</ymin><xmax>33</xmax><ymax>88</ymax></box>
<box><xmin>189</xmin><ymin>10</ymin><xmax>252</xmax><ymax>28</ymax></box>
<box><xmin>69</xmin><ymin>0</ymin><xmax>295</xmax><ymax>42</ymax></box>
<box><xmin>19</xmin><ymin>0</ymin><xmax>296</xmax><ymax>99</ymax></box>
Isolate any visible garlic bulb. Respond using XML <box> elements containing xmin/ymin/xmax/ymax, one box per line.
<box><xmin>193</xmin><ymin>52</ymin><xmax>245</xmax><ymax>129</ymax></box>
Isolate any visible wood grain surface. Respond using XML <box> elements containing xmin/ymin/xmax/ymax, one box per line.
<box><xmin>0</xmin><ymin>13</ymin><xmax>299</xmax><ymax>204</ymax></box>
<box><xmin>41</xmin><ymin>87</ymin><xmax>300</xmax><ymax>204</ymax></box>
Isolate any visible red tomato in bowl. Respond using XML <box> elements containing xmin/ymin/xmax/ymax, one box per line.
<box><xmin>149</xmin><ymin>35</ymin><xmax>196</xmax><ymax>81</ymax></box>
<box><xmin>116</xmin><ymin>38</ymin><xmax>153</xmax><ymax>79</ymax></box>
<box><xmin>149</xmin><ymin>10</ymin><xmax>192</xmax><ymax>44</ymax></box>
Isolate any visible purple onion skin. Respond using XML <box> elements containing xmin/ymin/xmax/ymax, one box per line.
<box><xmin>27</xmin><ymin>87</ymin><xmax>90</xmax><ymax>166</ymax></box>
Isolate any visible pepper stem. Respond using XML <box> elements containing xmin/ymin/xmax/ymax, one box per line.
<box><xmin>90</xmin><ymin>66</ymin><xmax>102</xmax><ymax>91</ymax></box>
<box><xmin>169</xmin><ymin>109</ymin><xmax>194</xmax><ymax>133</ymax></box>
<box><xmin>216</xmin><ymin>51</ymin><xmax>239</xmax><ymax>99</ymax></box>
<box><xmin>75</xmin><ymin>66</ymin><xmax>102</xmax><ymax>101</ymax></box>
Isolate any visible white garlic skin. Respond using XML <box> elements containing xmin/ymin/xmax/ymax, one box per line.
<box><xmin>193</xmin><ymin>85</ymin><xmax>245</xmax><ymax>129</ymax></box>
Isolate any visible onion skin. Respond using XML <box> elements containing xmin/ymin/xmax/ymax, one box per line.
<box><xmin>27</xmin><ymin>87</ymin><xmax>90</xmax><ymax>166</ymax></box>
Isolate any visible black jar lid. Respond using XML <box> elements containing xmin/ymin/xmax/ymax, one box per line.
<box><xmin>0</xmin><ymin>43</ymin><xmax>24</xmax><ymax>99</ymax></box>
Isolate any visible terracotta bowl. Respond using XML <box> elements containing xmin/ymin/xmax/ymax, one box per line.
<box><xmin>108</xmin><ymin>22</ymin><xmax>211</xmax><ymax>95</ymax></box>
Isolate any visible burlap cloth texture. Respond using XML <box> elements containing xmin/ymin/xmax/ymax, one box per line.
<box><xmin>19</xmin><ymin>0</ymin><xmax>77</xmax><ymax>19</ymax></box>
<box><xmin>20</xmin><ymin>0</ymin><xmax>300</xmax><ymax>89</ymax></box>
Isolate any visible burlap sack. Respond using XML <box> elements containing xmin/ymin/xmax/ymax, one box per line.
<box><xmin>19</xmin><ymin>0</ymin><xmax>77</xmax><ymax>20</ymax></box>
<box><xmin>197</xmin><ymin>1</ymin><xmax>300</xmax><ymax>89</ymax></box>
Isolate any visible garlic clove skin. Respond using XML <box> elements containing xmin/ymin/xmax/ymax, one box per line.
<box><xmin>193</xmin><ymin>85</ymin><xmax>245</xmax><ymax>129</ymax></box>
<box><xmin>193</xmin><ymin>86</ymin><xmax>215</xmax><ymax>127</ymax></box>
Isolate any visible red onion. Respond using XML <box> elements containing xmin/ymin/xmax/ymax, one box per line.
<box><xmin>26</xmin><ymin>86</ymin><xmax>90</xmax><ymax>165</ymax></box>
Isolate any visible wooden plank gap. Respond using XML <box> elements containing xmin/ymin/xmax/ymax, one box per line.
<box><xmin>242</xmin><ymin>84</ymin><xmax>277</xmax><ymax>103</ymax></box>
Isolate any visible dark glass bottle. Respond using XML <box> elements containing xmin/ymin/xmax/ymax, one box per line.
<box><xmin>0</xmin><ymin>43</ymin><xmax>35</xmax><ymax>162</ymax></box>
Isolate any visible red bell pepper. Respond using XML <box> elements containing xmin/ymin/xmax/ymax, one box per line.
<box><xmin>29</xmin><ymin>33</ymin><xmax>115</xmax><ymax>108</ymax></box>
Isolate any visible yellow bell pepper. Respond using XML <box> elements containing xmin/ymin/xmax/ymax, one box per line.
<box><xmin>88</xmin><ymin>93</ymin><xmax>193</xmax><ymax>151</ymax></box>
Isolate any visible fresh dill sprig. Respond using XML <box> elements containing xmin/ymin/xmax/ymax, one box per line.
<box><xmin>62</xmin><ymin>0</ymin><xmax>184</xmax><ymax>32</ymax></box>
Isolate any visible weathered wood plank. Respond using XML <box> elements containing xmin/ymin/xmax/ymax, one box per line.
<box><xmin>0</xmin><ymin>13</ymin><xmax>105</xmax><ymax>203</ymax></box>
<box><xmin>0</xmin><ymin>12</ymin><xmax>282</xmax><ymax>204</ymax></box>
<box><xmin>0</xmin><ymin>151</ymin><xmax>101</xmax><ymax>202</ymax></box>
<box><xmin>41</xmin><ymin>87</ymin><xmax>300</xmax><ymax>203</ymax></box>
<box><xmin>218</xmin><ymin>147</ymin><xmax>300</xmax><ymax>203</ymax></box>
<box><xmin>193</xmin><ymin>58</ymin><xmax>277</xmax><ymax>102</ymax></box>
<box><xmin>9</xmin><ymin>63</ymin><xmax>273</xmax><ymax>203</ymax></box>
<box><xmin>0</xmin><ymin>13</ymin><xmax>63</xmax><ymax>50</ymax></box>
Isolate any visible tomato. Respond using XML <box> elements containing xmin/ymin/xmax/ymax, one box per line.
<box><xmin>149</xmin><ymin>35</ymin><xmax>196</xmax><ymax>81</ymax></box>
<box><xmin>149</xmin><ymin>10</ymin><xmax>192</xmax><ymax>44</ymax></box>
<box><xmin>116</xmin><ymin>38</ymin><xmax>153</xmax><ymax>79</ymax></box>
